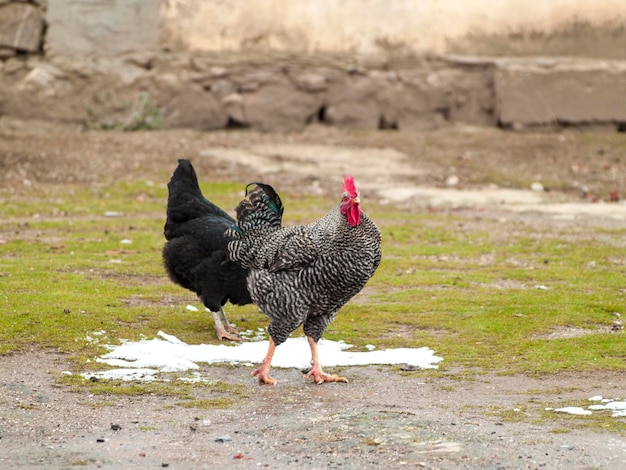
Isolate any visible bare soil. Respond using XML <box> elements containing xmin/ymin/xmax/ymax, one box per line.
<box><xmin>1</xmin><ymin>118</ymin><xmax>625</xmax><ymax>469</ymax></box>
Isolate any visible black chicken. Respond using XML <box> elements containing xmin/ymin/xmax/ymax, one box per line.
<box><xmin>228</xmin><ymin>176</ymin><xmax>382</xmax><ymax>384</ymax></box>
<box><xmin>162</xmin><ymin>159</ymin><xmax>267</xmax><ymax>341</ymax></box>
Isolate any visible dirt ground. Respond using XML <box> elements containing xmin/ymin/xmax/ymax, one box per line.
<box><xmin>1</xmin><ymin>118</ymin><xmax>625</xmax><ymax>469</ymax></box>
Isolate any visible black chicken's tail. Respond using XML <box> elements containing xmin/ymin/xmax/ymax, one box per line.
<box><xmin>164</xmin><ymin>159</ymin><xmax>232</xmax><ymax>240</ymax></box>
<box><xmin>227</xmin><ymin>182</ymin><xmax>284</xmax><ymax>265</ymax></box>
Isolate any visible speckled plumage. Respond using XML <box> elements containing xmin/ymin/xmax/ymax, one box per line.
<box><xmin>228</xmin><ymin>181</ymin><xmax>382</xmax><ymax>347</ymax></box>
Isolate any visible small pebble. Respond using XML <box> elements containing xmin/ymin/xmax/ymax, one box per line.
<box><xmin>446</xmin><ymin>175</ymin><xmax>459</xmax><ymax>187</ymax></box>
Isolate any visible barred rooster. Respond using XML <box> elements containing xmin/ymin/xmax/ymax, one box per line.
<box><xmin>228</xmin><ymin>176</ymin><xmax>382</xmax><ymax>384</ymax></box>
<box><xmin>163</xmin><ymin>159</ymin><xmax>269</xmax><ymax>341</ymax></box>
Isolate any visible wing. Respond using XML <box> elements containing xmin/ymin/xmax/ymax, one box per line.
<box><xmin>267</xmin><ymin>230</ymin><xmax>320</xmax><ymax>273</ymax></box>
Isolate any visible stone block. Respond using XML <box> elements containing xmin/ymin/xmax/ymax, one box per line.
<box><xmin>46</xmin><ymin>0</ymin><xmax>160</xmax><ymax>55</ymax></box>
<box><xmin>244</xmin><ymin>83</ymin><xmax>322</xmax><ymax>132</ymax></box>
<box><xmin>325</xmin><ymin>77</ymin><xmax>380</xmax><ymax>129</ymax></box>
<box><xmin>495</xmin><ymin>60</ymin><xmax>626</xmax><ymax>127</ymax></box>
<box><xmin>377</xmin><ymin>81</ymin><xmax>440</xmax><ymax>131</ymax></box>
<box><xmin>163</xmin><ymin>86</ymin><xmax>229</xmax><ymax>130</ymax></box>
<box><xmin>0</xmin><ymin>2</ymin><xmax>43</xmax><ymax>52</ymax></box>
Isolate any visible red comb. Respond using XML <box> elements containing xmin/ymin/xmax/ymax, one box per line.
<box><xmin>342</xmin><ymin>175</ymin><xmax>358</xmax><ymax>196</ymax></box>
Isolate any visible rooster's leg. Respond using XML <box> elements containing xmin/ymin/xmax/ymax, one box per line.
<box><xmin>305</xmin><ymin>336</ymin><xmax>348</xmax><ymax>384</ymax></box>
<box><xmin>209</xmin><ymin>309</ymin><xmax>241</xmax><ymax>342</ymax></box>
<box><xmin>252</xmin><ymin>337</ymin><xmax>277</xmax><ymax>385</ymax></box>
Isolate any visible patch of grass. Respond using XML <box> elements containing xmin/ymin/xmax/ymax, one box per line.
<box><xmin>539</xmin><ymin>401</ymin><xmax>626</xmax><ymax>435</ymax></box>
<box><xmin>1</xmin><ymin>177</ymin><xmax>625</xmax><ymax>396</ymax></box>
<box><xmin>178</xmin><ymin>398</ymin><xmax>236</xmax><ymax>409</ymax></box>
<box><xmin>481</xmin><ymin>399</ymin><xmax>626</xmax><ymax>435</ymax></box>
<box><xmin>550</xmin><ymin>428</ymin><xmax>572</xmax><ymax>434</ymax></box>
<box><xmin>60</xmin><ymin>373</ymin><xmax>194</xmax><ymax>398</ymax></box>
<box><xmin>138</xmin><ymin>426</ymin><xmax>158</xmax><ymax>432</ymax></box>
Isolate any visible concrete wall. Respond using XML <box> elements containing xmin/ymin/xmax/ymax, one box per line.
<box><xmin>161</xmin><ymin>0</ymin><xmax>626</xmax><ymax>57</ymax></box>
<box><xmin>37</xmin><ymin>0</ymin><xmax>626</xmax><ymax>58</ymax></box>
<box><xmin>3</xmin><ymin>0</ymin><xmax>625</xmax><ymax>59</ymax></box>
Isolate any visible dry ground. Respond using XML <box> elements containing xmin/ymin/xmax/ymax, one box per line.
<box><xmin>1</xmin><ymin>118</ymin><xmax>625</xmax><ymax>469</ymax></box>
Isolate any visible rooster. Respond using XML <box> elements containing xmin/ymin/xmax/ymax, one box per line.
<box><xmin>162</xmin><ymin>159</ymin><xmax>270</xmax><ymax>341</ymax></box>
<box><xmin>228</xmin><ymin>176</ymin><xmax>382</xmax><ymax>384</ymax></box>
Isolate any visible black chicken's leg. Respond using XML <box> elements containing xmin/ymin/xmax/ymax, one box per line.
<box><xmin>210</xmin><ymin>308</ymin><xmax>241</xmax><ymax>341</ymax></box>
<box><xmin>305</xmin><ymin>337</ymin><xmax>348</xmax><ymax>384</ymax></box>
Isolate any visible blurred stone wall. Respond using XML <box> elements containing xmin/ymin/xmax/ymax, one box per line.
<box><xmin>0</xmin><ymin>0</ymin><xmax>625</xmax><ymax>132</ymax></box>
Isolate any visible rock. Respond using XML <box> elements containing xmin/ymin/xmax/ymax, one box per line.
<box><xmin>0</xmin><ymin>3</ymin><xmax>43</xmax><ymax>52</ymax></box>
<box><xmin>325</xmin><ymin>77</ymin><xmax>380</xmax><ymax>129</ymax></box>
<box><xmin>233</xmin><ymin>69</ymin><xmax>276</xmax><ymax>93</ymax></box>
<box><xmin>244</xmin><ymin>83</ymin><xmax>322</xmax><ymax>132</ymax></box>
<box><xmin>0</xmin><ymin>46</ymin><xmax>16</xmax><ymax>58</ymax></box>
<box><xmin>495</xmin><ymin>59</ymin><xmax>626</xmax><ymax>128</ymax></box>
<box><xmin>164</xmin><ymin>86</ymin><xmax>229</xmax><ymax>130</ymax></box>
<box><xmin>446</xmin><ymin>175</ymin><xmax>460</xmax><ymax>187</ymax></box>
<box><xmin>378</xmin><ymin>81</ymin><xmax>442</xmax><ymax>131</ymax></box>
<box><xmin>443</xmin><ymin>69</ymin><xmax>496</xmax><ymax>126</ymax></box>
<box><xmin>289</xmin><ymin>71</ymin><xmax>328</xmax><ymax>92</ymax></box>
<box><xmin>221</xmin><ymin>93</ymin><xmax>246</xmax><ymax>124</ymax></box>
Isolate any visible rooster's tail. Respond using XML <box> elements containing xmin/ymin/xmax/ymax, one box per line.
<box><xmin>227</xmin><ymin>182</ymin><xmax>283</xmax><ymax>265</ymax></box>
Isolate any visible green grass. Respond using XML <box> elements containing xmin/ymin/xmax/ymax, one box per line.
<box><xmin>1</xmin><ymin>179</ymin><xmax>625</xmax><ymax>383</ymax></box>
<box><xmin>85</xmin><ymin>93</ymin><xmax>167</xmax><ymax>131</ymax></box>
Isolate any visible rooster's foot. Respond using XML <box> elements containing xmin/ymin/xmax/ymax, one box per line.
<box><xmin>252</xmin><ymin>368</ymin><xmax>277</xmax><ymax>385</ymax></box>
<box><xmin>304</xmin><ymin>368</ymin><xmax>348</xmax><ymax>385</ymax></box>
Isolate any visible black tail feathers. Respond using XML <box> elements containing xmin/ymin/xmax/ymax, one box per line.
<box><xmin>164</xmin><ymin>159</ymin><xmax>231</xmax><ymax>239</ymax></box>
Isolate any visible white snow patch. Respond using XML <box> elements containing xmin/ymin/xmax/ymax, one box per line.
<box><xmin>84</xmin><ymin>331</ymin><xmax>442</xmax><ymax>381</ymax></box>
<box><xmin>82</xmin><ymin>368</ymin><xmax>160</xmax><ymax>382</ymax></box>
<box><xmin>588</xmin><ymin>405</ymin><xmax>607</xmax><ymax>411</ymax></box>
<box><xmin>605</xmin><ymin>401</ymin><xmax>626</xmax><ymax>411</ymax></box>
<box><xmin>554</xmin><ymin>396</ymin><xmax>626</xmax><ymax>418</ymax></box>
<box><xmin>606</xmin><ymin>401</ymin><xmax>626</xmax><ymax>417</ymax></box>
<box><xmin>554</xmin><ymin>407</ymin><xmax>592</xmax><ymax>416</ymax></box>
<box><xmin>239</xmin><ymin>328</ymin><xmax>267</xmax><ymax>342</ymax></box>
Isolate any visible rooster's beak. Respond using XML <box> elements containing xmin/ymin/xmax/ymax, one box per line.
<box><xmin>352</xmin><ymin>196</ymin><xmax>360</xmax><ymax>204</ymax></box>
